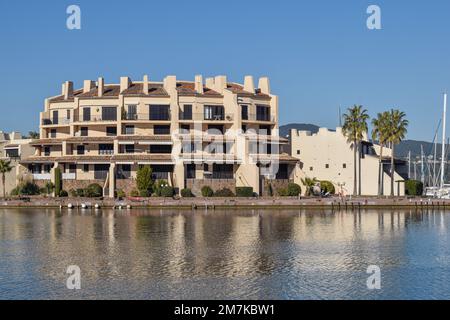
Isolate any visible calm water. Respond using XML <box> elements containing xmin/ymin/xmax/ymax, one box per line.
<box><xmin>0</xmin><ymin>208</ymin><xmax>449</xmax><ymax>300</ymax></box>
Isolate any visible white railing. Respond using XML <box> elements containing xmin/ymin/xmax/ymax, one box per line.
<box><xmin>62</xmin><ymin>173</ymin><xmax>76</xmax><ymax>180</ymax></box>
<box><xmin>33</xmin><ymin>173</ymin><xmax>52</xmax><ymax>180</ymax></box>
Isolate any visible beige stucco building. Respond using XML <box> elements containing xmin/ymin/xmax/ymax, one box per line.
<box><xmin>21</xmin><ymin>75</ymin><xmax>298</xmax><ymax>197</ymax></box>
<box><xmin>0</xmin><ymin>132</ymin><xmax>34</xmax><ymax>196</ymax></box>
<box><xmin>290</xmin><ymin>127</ymin><xmax>407</xmax><ymax>196</ymax></box>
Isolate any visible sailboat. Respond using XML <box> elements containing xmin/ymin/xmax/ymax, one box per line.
<box><xmin>425</xmin><ymin>93</ymin><xmax>450</xmax><ymax>198</ymax></box>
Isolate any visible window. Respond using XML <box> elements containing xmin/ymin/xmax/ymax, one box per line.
<box><xmin>50</xmin><ymin>129</ymin><xmax>57</xmax><ymax>138</ymax></box>
<box><xmin>309</xmin><ymin>167</ymin><xmax>313</xmax><ymax>171</ymax></box>
<box><xmin>149</xmin><ymin>105</ymin><xmax>170</xmax><ymax>120</ymax></box>
<box><xmin>117</xmin><ymin>164</ymin><xmax>131</xmax><ymax>179</ymax></box>
<box><xmin>44</xmin><ymin>146</ymin><xmax>50</xmax><ymax>156</ymax></box>
<box><xmin>241</xmin><ymin>105</ymin><xmax>248</xmax><ymax>120</ymax></box>
<box><xmin>6</xmin><ymin>149</ymin><xmax>19</xmax><ymax>158</ymax></box>
<box><xmin>181</xmin><ymin>105</ymin><xmax>192</xmax><ymax>120</ymax></box>
<box><xmin>256</xmin><ymin>105</ymin><xmax>271</xmax><ymax>121</ymax></box>
<box><xmin>125</xmin><ymin>144</ymin><xmax>135</xmax><ymax>154</ymax></box>
<box><xmin>182</xmin><ymin>142</ymin><xmax>195</xmax><ymax>153</ymax></box>
<box><xmin>204</xmin><ymin>105</ymin><xmax>224</xmax><ymax>120</ymax></box>
<box><xmin>99</xmin><ymin>144</ymin><xmax>114</xmax><ymax>155</ymax></box>
<box><xmin>151</xmin><ymin>165</ymin><xmax>173</xmax><ymax>180</ymax></box>
<box><xmin>66</xmin><ymin>110</ymin><xmax>71</xmax><ymax>120</ymax></box>
<box><xmin>43</xmin><ymin>165</ymin><xmax>51</xmax><ymax>173</ymax></box>
<box><xmin>241</xmin><ymin>125</ymin><xmax>247</xmax><ymax>133</ymax></box>
<box><xmin>102</xmin><ymin>106</ymin><xmax>117</xmax><ymax>121</ymax></box>
<box><xmin>207</xmin><ymin>124</ymin><xmax>224</xmax><ymax>134</ymax></box>
<box><xmin>52</xmin><ymin>110</ymin><xmax>59</xmax><ymax>125</ymax></box>
<box><xmin>69</xmin><ymin>164</ymin><xmax>76</xmax><ymax>174</ymax></box>
<box><xmin>80</xmin><ymin>127</ymin><xmax>88</xmax><ymax>137</ymax></box>
<box><xmin>154</xmin><ymin>125</ymin><xmax>170</xmax><ymax>135</ymax></box>
<box><xmin>297</xmin><ymin>150</ymin><xmax>300</xmax><ymax>155</ymax></box>
<box><xmin>186</xmin><ymin>164</ymin><xmax>196</xmax><ymax>179</ymax></box>
<box><xmin>259</xmin><ymin>125</ymin><xmax>271</xmax><ymax>135</ymax></box>
<box><xmin>125</xmin><ymin>125</ymin><xmax>135</xmax><ymax>135</ymax></box>
<box><xmin>83</xmin><ymin>107</ymin><xmax>91</xmax><ymax>121</ymax></box>
<box><xmin>77</xmin><ymin>145</ymin><xmax>85</xmax><ymax>155</ymax></box>
<box><xmin>149</xmin><ymin>145</ymin><xmax>172</xmax><ymax>154</ymax></box>
<box><xmin>276</xmin><ymin>164</ymin><xmax>289</xmax><ymax>179</ymax></box>
<box><xmin>126</xmin><ymin>105</ymin><xmax>137</xmax><ymax>120</ymax></box>
<box><xmin>180</xmin><ymin>124</ymin><xmax>190</xmax><ymax>133</ymax></box>
<box><xmin>106</xmin><ymin>127</ymin><xmax>117</xmax><ymax>136</ymax></box>
<box><xmin>94</xmin><ymin>164</ymin><xmax>109</xmax><ymax>180</ymax></box>
<box><xmin>325</xmin><ymin>164</ymin><xmax>329</xmax><ymax>169</ymax></box>
<box><xmin>83</xmin><ymin>164</ymin><xmax>89</xmax><ymax>172</ymax></box>
<box><xmin>343</xmin><ymin>164</ymin><xmax>347</xmax><ymax>169</ymax></box>
<box><xmin>212</xmin><ymin>164</ymin><xmax>233</xmax><ymax>179</ymax></box>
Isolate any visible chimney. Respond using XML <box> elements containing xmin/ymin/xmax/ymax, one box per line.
<box><xmin>63</xmin><ymin>81</ymin><xmax>73</xmax><ymax>100</ymax></box>
<box><xmin>143</xmin><ymin>75</ymin><xmax>149</xmax><ymax>94</ymax></box>
<box><xmin>97</xmin><ymin>77</ymin><xmax>104</xmax><ymax>97</ymax></box>
<box><xmin>120</xmin><ymin>76</ymin><xmax>131</xmax><ymax>93</ymax></box>
<box><xmin>83</xmin><ymin>80</ymin><xmax>95</xmax><ymax>93</ymax></box>
<box><xmin>195</xmin><ymin>75</ymin><xmax>204</xmax><ymax>94</ymax></box>
<box><xmin>258</xmin><ymin>77</ymin><xmax>270</xmax><ymax>95</ymax></box>
<box><xmin>214</xmin><ymin>75</ymin><xmax>227</xmax><ymax>94</ymax></box>
<box><xmin>163</xmin><ymin>75</ymin><xmax>177</xmax><ymax>93</ymax></box>
<box><xmin>244</xmin><ymin>76</ymin><xmax>255</xmax><ymax>93</ymax></box>
<box><xmin>205</xmin><ymin>77</ymin><xmax>215</xmax><ymax>89</ymax></box>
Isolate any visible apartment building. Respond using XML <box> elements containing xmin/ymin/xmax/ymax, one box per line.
<box><xmin>21</xmin><ymin>75</ymin><xmax>298</xmax><ymax>197</ymax></box>
<box><xmin>0</xmin><ymin>131</ymin><xmax>34</xmax><ymax>196</ymax></box>
<box><xmin>290</xmin><ymin>127</ymin><xmax>408</xmax><ymax>196</ymax></box>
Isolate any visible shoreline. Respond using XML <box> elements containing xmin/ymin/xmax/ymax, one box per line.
<box><xmin>1</xmin><ymin>196</ymin><xmax>449</xmax><ymax>210</ymax></box>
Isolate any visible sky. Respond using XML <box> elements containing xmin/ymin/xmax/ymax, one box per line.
<box><xmin>1</xmin><ymin>0</ymin><xmax>450</xmax><ymax>141</ymax></box>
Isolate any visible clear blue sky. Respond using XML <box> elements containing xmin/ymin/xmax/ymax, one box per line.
<box><xmin>1</xmin><ymin>0</ymin><xmax>450</xmax><ymax>141</ymax></box>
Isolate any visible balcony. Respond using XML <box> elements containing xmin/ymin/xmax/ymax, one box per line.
<box><xmin>42</xmin><ymin>117</ymin><xmax>72</xmax><ymax>126</ymax></box>
<box><xmin>242</xmin><ymin>113</ymin><xmax>275</xmax><ymax>122</ymax></box>
<box><xmin>122</xmin><ymin>112</ymin><xmax>171</xmax><ymax>121</ymax></box>
<box><xmin>75</xmin><ymin>115</ymin><xmax>117</xmax><ymax>123</ymax></box>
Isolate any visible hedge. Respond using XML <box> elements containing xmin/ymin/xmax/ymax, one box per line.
<box><xmin>236</xmin><ymin>187</ymin><xmax>254</xmax><ymax>197</ymax></box>
<box><xmin>214</xmin><ymin>188</ymin><xmax>235</xmax><ymax>197</ymax></box>
<box><xmin>85</xmin><ymin>183</ymin><xmax>102</xmax><ymax>198</ymax></box>
<box><xmin>405</xmin><ymin>180</ymin><xmax>423</xmax><ymax>196</ymax></box>
<box><xmin>201</xmin><ymin>186</ymin><xmax>214</xmax><ymax>197</ymax></box>
<box><xmin>181</xmin><ymin>188</ymin><xmax>195</xmax><ymax>197</ymax></box>
<box><xmin>287</xmin><ymin>183</ymin><xmax>302</xmax><ymax>196</ymax></box>
<box><xmin>160</xmin><ymin>186</ymin><xmax>175</xmax><ymax>197</ymax></box>
<box><xmin>320</xmin><ymin>181</ymin><xmax>335</xmax><ymax>195</ymax></box>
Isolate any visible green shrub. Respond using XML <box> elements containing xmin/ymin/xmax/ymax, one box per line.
<box><xmin>405</xmin><ymin>180</ymin><xmax>424</xmax><ymax>196</ymax></box>
<box><xmin>54</xmin><ymin>167</ymin><xmax>61</xmax><ymax>197</ymax></box>
<box><xmin>320</xmin><ymin>181</ymin><xmax>335</xmax><ymax>195</ymax></box>
<box><xmin>136</xmin><ymin>165</ymin><xmax>153</xmax><ymax>193</ymax></box>
<box><xmin>39</xmin><ymin>187</ymin><xmax>48</xmax><ymax>195</ymax></box>
<box><xmin>287</xmin><ymin>183</ymin><xmax>302</xmax><ymax>196</ymax></box>
<box><xmin>277</xmin><ymin>188</ymin><xmax>289</xmax><ymax>197</ymax></box>
<box><xmin>76</xmin><ymin>188</ymin><xmax>85</xmax><ymax>197</ymax></box>
<box><xmin>20</xmin><ymin>182</ymin><xmax>40</xmax><ymax>195</ymax></box>
<box><xmin>44</xmin><ymin>181</ymin><xmax>54</xmax><ymax>195</ymax></box>
<box><xmin>116</xmin><ymin>189</ymin><xmax>126</xmax><ymax>198</ymax></box>
<box><xmin>84</xmin><ymin>183</ymin><xmax>102</xmax><ymax>198</ymax></box>
<box><xmin>10</xmin><ymin>187</ymin><xmax>20</xmax><ymax>196</ymax></box>
<box><xmin>214</xmin><ymin>188</ymin><xmax>234</xmax><ymax>197</ymax></box>
<box><xmin>201</xmin><ymin>186</ymin><xmax>214</xmax><ymax>197</ymax></box>
<box><xmin>236</xmin><ymin>187</ymin><xmax>254</xmax><ymax>197</ymax></box>
<box><xmin>160</xmin><ymin>186</ymin><xmax>175</xmax><ymax>197</ymax></box>
<box><xmin>59</xmin><ymin>190</ymin><xmax>68</xmax><ymax>197</ymax></box>
<box><xmin>139</xmin><ymin>189</ymin><xmax>150</xmax><ymax>197</ymax></box>
<box><xmin>130</xmin><ymin>189</ymin><xmax>139</xmax><ymax>197</ymax></box>
<box><xmin>181</xmin><ymin>188</ymin><xmax>195</xmax><ymax>197</ymax></box>
<box><xmin>153</xmin><ymin>179</ymin><xmax>169</xmax><ymax>196</ymax></box>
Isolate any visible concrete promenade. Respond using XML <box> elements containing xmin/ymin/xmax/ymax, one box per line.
<box><xmin>1</xmin><ymin>196</ymin><xmax>450</xmax><ymax>210</ymax></box>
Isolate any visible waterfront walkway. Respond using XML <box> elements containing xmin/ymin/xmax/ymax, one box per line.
<box><xmin>1</xmin><ymin>196</ymin><xmax>450</xmax><ymax>210</ymax></box>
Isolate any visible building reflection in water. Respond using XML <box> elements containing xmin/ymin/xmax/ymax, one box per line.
<box><xmin>0</xmin><ymin>208</ymin><xmax>449</xmax><ymax>299</ymax></box>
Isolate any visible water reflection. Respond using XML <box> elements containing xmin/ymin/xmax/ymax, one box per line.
<box><xmin>0</xmin><ymin>208</ymin><xmax>449</xmax><ymax>300</ymax></box>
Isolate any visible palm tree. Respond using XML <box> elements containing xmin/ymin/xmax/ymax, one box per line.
<box><xmin>371</xmin><ymin>111</ymin><xmax>390</xmax><ymax>196</ymax></box>
<box><xmin>0</xmin><ymin>159</ymin><xmax>14</xmax><ymax>198</ymax></box>
<box><xmin>28</xmin><ymin>131</ymin><xmax>39</xmax><ymax>139</ymax></box>
<box><xmin>342</xmin><ymin>105</ymin><xmax>369</xmax><ymax>196</ymax></box>
<box><xmin>301</xmin><ymin>177</ymin><xmax>319</xmax><ymax>196</ymax></box>
<box><xmin>386</xmin><ymin>109</ymin><xmax>409</xmax><ymax>196</ymax></box>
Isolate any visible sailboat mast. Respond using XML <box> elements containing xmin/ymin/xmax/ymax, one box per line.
<box><xmin>441</xmin><ymin>93</ymin><xmax>447</xmax><ymax>188</ymax></box>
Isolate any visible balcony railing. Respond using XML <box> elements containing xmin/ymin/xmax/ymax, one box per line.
<box><xmin>62</xmin><ymin>173</ymin><xmax>76</xmax><ymax>180</ymax></box>
<box><xmin>33</xmin><ymin>173</ymin><xmax>52</xmax><ymax>180</ymax></box>
<box><xmin>122</xmin><ymin>112</ymin><xmax>171</xmax><ymax>121</ymax></box>
<box><xmin>189</xmin><ymin>113</ymin><xmax>234</xmax><ymax>121</ymax></box>
<box><xmin>75</xmin><ymin>115</ymin><xmax>118</xmax><ymax>122</ymax></box>
<box><xmin>42</xmin><ymin>117</ymin><xmax>72</xmax><ymax>126</ymax></box>
<box><xmin>242</xmin><ymin>113</ymin><xmax>275</xmax><ymax>122</ymax></box>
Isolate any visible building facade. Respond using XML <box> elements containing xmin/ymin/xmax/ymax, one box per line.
<box><xmin>21</xmin><ymin>75</ymin><xmax>298</xmax><ymax>197</ymax></box>
<box><xmin>0</xmin><ymin>132</ymin><xmax>34</xmax><ymax>196</ymax></box>
<box><xmin>290</xmin><ymin>127</ymin><xmax>408</xmax><ymax>196</ymax></box>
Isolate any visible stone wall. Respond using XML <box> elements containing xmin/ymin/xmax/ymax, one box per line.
<box><xmin>186</xmin><ymin>179</ymin><xmax>236</xmax><ymax>196</ymax></box>
<box><xmin>62</xmin><ymin>179</ymin><xmax>105</xmax><ymax>192</ymax></box>
<box><xmin>116</xmin><ymin>178</ymin><xmax>136</xmax><ymax>195</ymax></box>
<box><xmin>262</xmin><ymin>179</ymin><xmax>292</xmax><ymax>196</ymax></box>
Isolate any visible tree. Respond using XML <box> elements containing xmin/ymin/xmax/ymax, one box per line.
<box><xmin>386</xmin><ymin>109</ymin><xmax>408</xmax><ymax>196</ymax></box>
<box><xmin>136</xmin><ymin>165</ymin><xmax>153</xmax><ymax>193</ymax></box>
<box><xmin>0</xmin><ymin>159</ymin><xmax>14</xmax><ymax>198</ymax></box>
<box><xmin>371</xmin><ymin>111</ymin><xmax>390</xmax><ymax>196</ymax></box>
<box><xmin>342</xmin><ymin>105</ymin><xmax>369</xmax><ymax>196</ymax></box>
<box><xmin>301</xmin><ymin>177</ymin><xmax>318</xmax><ymax>196</ymax></box>
<box><xmin>28</xmin><ymin>131</ymin><xmax>40</xmax><ymax>139</ymax></box>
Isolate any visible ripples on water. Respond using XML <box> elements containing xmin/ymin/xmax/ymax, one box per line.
<box><xmin>0</xmin><ymin>208</ymin><xmax>449</xmax><ymax>300</ymax></box>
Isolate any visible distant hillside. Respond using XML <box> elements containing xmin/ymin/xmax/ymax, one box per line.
<box><xmin>280</xmin><ymin>123</ymin><xmax>442</xmax><ymax>159</ymax></box>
